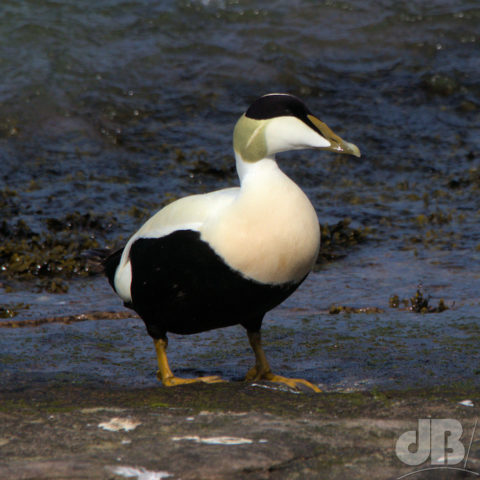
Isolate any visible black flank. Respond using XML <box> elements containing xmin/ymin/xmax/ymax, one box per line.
<box><xmin>127</xmin><ymin>230</ymin><xmax>304</xmax><ymax>338</ymax></box>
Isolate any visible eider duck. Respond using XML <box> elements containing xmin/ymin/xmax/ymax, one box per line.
<box><xmin>104</xmin><ymin>93</ymin><xmax>360</xmax><ymax>392</ymax></box>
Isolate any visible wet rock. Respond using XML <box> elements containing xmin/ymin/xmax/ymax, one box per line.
<box><xmin>0</xmin><ymin>212</ymin><xmax>117</xmax><ymax>292</ymax></box>
<box><xmin>389</xmin><ymin>287</ymin><xmax>450</xmax><ymax>314</ymax></box>
<box><xmin>421</xmin><ymin>73</ymin><xmax>459</xmax><ymax>96</ymax></box>
<box><xmin>0</xmin><ymin>383</ymin><xmax>478</xmax><ymax>479</ymax></box>
<box><xmin>329</xmin><ymin>305</ymin><xmax>384</xmax><ymax>314</ymax></box>
<box><xmin>316</xmin><ymin>218</ymin><xmax>367</xmax><ymax>264</ymax></box>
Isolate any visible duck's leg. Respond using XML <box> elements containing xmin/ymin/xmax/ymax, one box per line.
<box><xmin>153</xmin><ymin>337</ymin><xmax>224</xmax><ymax>386</ymax></box>
<box><xmin>245</xmin><ymin>330</ymin><xmax>321</xmax><ymax>393</ymax></box>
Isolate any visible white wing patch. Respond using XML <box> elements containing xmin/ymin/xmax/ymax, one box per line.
<box><xmin>113</xmin><ymin>188</ymin><xmax>239</xmax><ymax>303</ymax></box>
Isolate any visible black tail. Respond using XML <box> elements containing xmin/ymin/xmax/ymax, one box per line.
<box><xmin>103</xmin><ymin>248</ymin><xmax>124</xmax><ymax>289</ymax></box>
<box><xmin>83</xmin><ymin>248</ymin><xmax>124</xmax><ymax>289</ymax></box>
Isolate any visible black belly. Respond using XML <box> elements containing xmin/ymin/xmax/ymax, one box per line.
<box><xmin>118</xmin><ymin>230</ymin><xmax>304</xmax><ymax>337</ymax></box>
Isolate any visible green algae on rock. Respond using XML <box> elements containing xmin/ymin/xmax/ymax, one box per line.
<box><xmin>389</xmin><ymin>288</ymin><xmax>450</xmax><ymax>314</ymax></box>
<box><xmin>0</xmin><ymin>303</ymin><xmax>29</xmax><ymax>319</ymax></box>
<box><xmin>329</xmin><ymin>305</ymin><xmax>384</xmax><ymax>315</ymax></box>
<box><xmin>316</xmin><ymin>218</ymin><xmax>368</xmax><ymax>264</ymax></box>
<box><xmin>0</xmin><ymin>213</ymin><xmax>117</xmax><ymax>293</ymax></box>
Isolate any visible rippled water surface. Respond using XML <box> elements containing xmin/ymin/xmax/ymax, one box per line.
<box><xmin>1</xmin><ymin>0</ymin><xmax>479</xmax><ymax>390</ymax></box>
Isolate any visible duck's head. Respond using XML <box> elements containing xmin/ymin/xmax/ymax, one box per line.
<box><xmin>233</xmin><ymin>93</ymin><xmax>361</xmax><ymax>163</ymax></box>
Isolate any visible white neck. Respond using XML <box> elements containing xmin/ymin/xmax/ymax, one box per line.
<box><xmin>235</xmin><ymin>152</ymin><xmax>279</xmax><ymax>185</ymax></box>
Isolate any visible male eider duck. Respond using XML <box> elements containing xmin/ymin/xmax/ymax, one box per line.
<box><xmin>104</xmin><ymin>93</ymin><xmax>360</xmax><ymax>392</ymax></box>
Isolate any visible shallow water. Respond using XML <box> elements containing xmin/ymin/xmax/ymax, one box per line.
<box><xmin>1</xmin><ymin>0</ymin><xmax>479</xmax><ymax>390</ymax></box>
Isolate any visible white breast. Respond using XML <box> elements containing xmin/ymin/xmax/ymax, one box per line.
<box><xmin>201</xmin><ymin>158</ymin><xmax>320</xmax><ymax>285</ymax></box>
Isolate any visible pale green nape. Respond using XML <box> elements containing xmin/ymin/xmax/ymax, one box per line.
<box><xmin>233</xmin><ymin>114</ymin><xmax>268</xmax><ymax>163</ymax></box>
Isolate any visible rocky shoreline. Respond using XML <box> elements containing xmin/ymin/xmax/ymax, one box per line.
<box><xmin>1</xmin><ymin>382</ymin><xmax>478</xmax><ymax>479</ymax></box>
